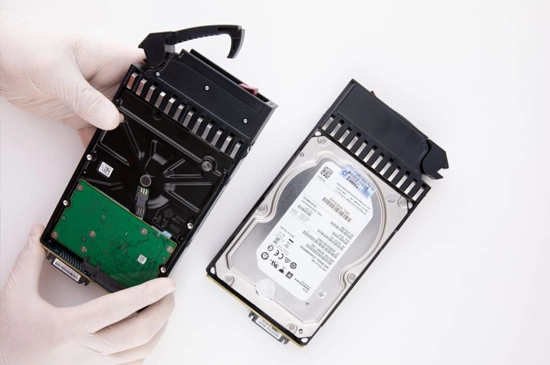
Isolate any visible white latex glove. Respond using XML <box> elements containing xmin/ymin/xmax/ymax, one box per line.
<box><xmin>0</xmin><ymin>225</ymin><xmax>176</xmax><ymax>365</ymax></box>
<box><xmin>0</xmin><ymin>13</ymin><xmax>144</xmax><ymax>145</ymax></box>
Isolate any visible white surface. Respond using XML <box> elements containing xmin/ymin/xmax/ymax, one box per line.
<box><xmin>1</xmin><ymin>1</ymin><xmax>549</xmax><ymax>364</ymax></box>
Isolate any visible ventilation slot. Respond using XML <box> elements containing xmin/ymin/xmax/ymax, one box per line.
<box><xmin>136</xmin><ymin>79</ymin><xmax>147</xmax><ymax>96</ymax></box>
<box><xmin>363</xmin><ymin>147</ymin><xmax>377</xmax><ymax>164</ymax></box>
<box><xmin>202</xmin><ymin>122</ymin><xmax>214</xmax><ymax>139</ymax></box>
<box><xmin>379</xmin><ymin>160</ymin><xmax>393</xmax><ymax>176</ymax></box>
<box><xmin>154</xmin><ymin>91</ymin><xmax>166</xmax><ymax>108</ymax></box>
<box><xmin>321</xmin><ymin>117</ymin><xmax>335</xmax><ymax>130</ymax></box>
<box><xmin>403</xmin><ymin>179</ymin><xmax>416</xmax><ymax>195</ymax></box>
<box><xmin>395</xmin><ymin>173</ymin><xmax>409</xmax><ymax>189</ymax></box>
<box><xmin>220</xmin><ymin>134</ymin><xmax>234</xmax><ymax>153</ymax></box>
<box><xmin>412</xmin><ymin>186</ymin><xmax>426</xmax><ymax>201</ymax></box>
<box><xmin>164</xmin><ymin>97</ymin><xmax>176</xmax><ymax>114</ymax></box>
<box><xmin>144</xmin><ymin>84</ymin><xmax>156</xmax><ymax>102</ymax></box>
<box><xmin>173</xmin><ymin>104</ymin><xmax>185</xmax><ymax>121</ymax></box>
<box><xmin>354</xmin><ymin>142</ymin><xmax>367</xmax><ymax>157</ymax></box>
<box><xmin>371</xmin><ymin>154</ymin><xmax>384</xmax><ymax>169</ymax></box>
<box><xmin>347</xmin><ymin>135</ymin><xmax>359</xmax><ymax>150</ymax></box>
<box><xmin>126</xmin><ymin>72</ymin><xmax>139</xmax><ymax>90</ymax></box>
<box><xmin>211</xmin><ymin>129</ymin><xmax>224</xmax><ymax>146</ymax></box>
<box><xmin>182</xmin><ymin>110</ymin><xmax>194</xmax><ymax>127</ymax></box>
<box><xmin>329</xmin><ymin>121</ymin><xmax>343</xmax><ymax>137</ymax></box>
<box><xmin>230</xmin><ymin>142</ymin><xmax>242</xmax><ymax>159</ymax></box>
<box><xmin>191</xmin><ymin>116</ymin><xmax>204</xmax><ymax>134</ymax></box>
<box><xmin>338</xmin><ymin>129</ymin><xmax>351</xmax><ymax>144</ymax></box>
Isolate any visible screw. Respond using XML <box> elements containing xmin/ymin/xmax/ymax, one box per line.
<box><xmin>298</xmin><ymin>329</ymin><xmax>303</xmax><ymax>334</ymax></box>
<box><xmin>81</xmin><ymin>246</ymin><xmax>87</xmax><ymax>253</ymax></box>
<box><xmin>204</xmin><ymin>85</ymin><xmax>210</xmax><ymax>91</ymax></box>
<box><xmin>77</xmin><ymin>184</ymin><xmax>83</xmax><ymax>192</ymax></box>
<box><xmin>201</xmin><ymin>161</ymin><xmax>213</xmax><ymax>172</ymax></box>
<box><xmin>140</xmin><ymin>228</ymin><xmax>148</xmax><ymax>235</ymax></box>
<box><xmin>62</xmin><ymin>200</ymin><xmax>69</xmax><ymax>207</ymax></box>
<box><xmin>288</xmin><ymin>324</ymin><xmax>297</xmax><ymax>333</ymax></box>
<box><xmin>52</xmin><ymin>232</ymin><xmax>58</xmax><ymax>239</ymax></box>
<box><xmin>160</xmin><ymin>266</ymin><xmax>167</xmax><ymax>274</ymax></box>
<box><xmin>318</xmin><ymin>137</ymin><xmax>328</xmax><ymax>145</ymax></box>
<box><xmin>224</xmin><ymin>275</ymin><xmax>234</xmax><ymax>285</ymax></box>
<box><xmin>256</xmin><ymin>204</ymin><xmax>268</xmax><ymax>214</ymax></box>
<box><xmin>89</xmin><ymin>231</ymin><xmax>96</xmax><ymax>238</ymax></box>
<box><xmin>155</xmin><ymin>72</ymin><xmax>160</xmax><ymax>77</ymax></box>
<box><xmin>242</xmin><ymin>118</ymin><xmax>248</xmax><ymax>124</ymax></box>
<box><xmin>386</xmin><ymin>194</ymin><xmax>397</xmax><ymax>204</ymax></box>
<box><xmin>347</xmin><ymin>273</ymin><xmax>357</xmax><ymax>283</ymax></box>
<box><xmin>86</xmin><ymin>154</ymin><xmax>93</xmax><ymax>161</ymax></box>
<box><xmin>166</xmin><ymin>246</ymin><xmax>174</xmax><ymax>253</ymax></box>
<box><xmin>187</xmin><ymin>222</ymin><xmax>194</xmax><ymax>229</ymax></box>
<box><xmin>314</xmin><ymin>131</ymin><xmax>321</xmax><ymax>137</ymax></box>
<box><xmin>398</xmin><ymin>197</ymin><xmax>408</xmax><ymax>208</ymax></box>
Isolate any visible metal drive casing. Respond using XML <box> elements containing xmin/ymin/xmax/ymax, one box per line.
<box><xmin>207</xmin><ymin>80</ymin><xmax>448</xmax><ymax>346</ymax></box>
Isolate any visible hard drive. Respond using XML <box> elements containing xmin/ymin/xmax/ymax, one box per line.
<box><xmin>40</xmin><ymin>25</ymin><xmax>277</xmax><ymax>292</ymax></box>
<box><xmin>207</xmin><ymin>80</ymin><xmax>448</xmax><ymax>346</ymax></box>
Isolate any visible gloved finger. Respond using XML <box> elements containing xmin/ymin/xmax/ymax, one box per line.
<box><xmin>4</xmin><ymin>94</ymin><xmax>76</xmax><ymax>122</ymax></box>
<box><xmin>70</xmin><ymin>278</ymin><xmax>175</xmax><ymax>333</ymax></box>
<box><xmin>77</xmin><ymin>125</ymin><xmax>97</xmax><ymax>147</ymax></box>
<box><xmin>53</xmin><ymin>70</ymin><xmax>122</xmax><ymax>130</ymax></box>
<box><xmin>107</xmin><ymin>323</ymin><xmax>168</xmax><ymax>364</ymax></box>
<box><xmin>89</xmin><ymin>293</ymin><xmax>174</xmax><ymax>354</ymax></box>
<box><xmin>63</xmin><ymin>113</ymin><xmax>92</xmax><ymax>130</ymax></box>
<box><xmin>61</xmin><ymin>82</ymin><xmax>121</xmax><ymax>130</ymax></box>
<box><xmin>71</xmin><ymin>39</ymin><xmax>144</xmax><ymax>86</ymax></box>
<box><xmin>3</xmin><ymin>224</ymin><xmax>46</xmax><ymax>292</ymax></box>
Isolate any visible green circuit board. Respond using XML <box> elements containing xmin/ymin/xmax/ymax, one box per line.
<box><xmin>53</xmin><ymin>179</ymin><xmax>176</xmax><ymax>288</ymax></box>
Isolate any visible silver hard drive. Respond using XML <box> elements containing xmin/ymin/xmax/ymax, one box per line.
<box><xmin>207</xmin><ymin>80</ymin><xmax>448</xmax><ymax>346</ymax></box>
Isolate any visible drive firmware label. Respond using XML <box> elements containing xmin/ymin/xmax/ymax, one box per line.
<box><xmin>256</xmin><ymin>162</ymin><xmax>375</xmax><ymax>300</ymax></box>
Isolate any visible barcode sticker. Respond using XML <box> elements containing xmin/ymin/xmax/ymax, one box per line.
<box><xmin>253</xmin><ymin>317</ymin><xmax>283</xmax><ymax>340</ymax></box>
<box><xmin>256</xmin><ymin>161</ymin><xmax>374</xmax><ymax>300</ymax></box>
<box><xmin>98</xmin><ymin>161</ymin><xmax>114</xmax><ymax>178</ymax></box>
<box><xmin>52</xmin><ymin>258</ymin><xmax>81</xmax><ymax>282</ymax></box>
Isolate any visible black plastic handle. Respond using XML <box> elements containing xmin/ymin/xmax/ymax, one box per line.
<box><xmin>139</xmin><ymin>25</ymin><xmax>245</xmax><ymax>67</ymax></box>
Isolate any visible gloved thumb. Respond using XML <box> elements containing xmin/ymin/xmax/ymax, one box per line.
<box><xmin>58</xmin><ymin>74</ymin><xmax>122</xmax><ymax>130</ymax></box>
<box><xmin>4</xmin><ymin>224</ymin><xmax>46</xmax><ymax>293</ymax></box>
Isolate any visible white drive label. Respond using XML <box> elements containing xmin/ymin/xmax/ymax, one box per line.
<box><xmin>254</xmin><ymin>317</ymin><xmax>283</xmax><ymax>340</ymax></box>
<box><xmin>257</xmin><ymin>162</ymin><xmax>375</xmax><ymax>300</ymax></box>
<box><xmin>98</xmin><ymin>161</ymin><xmax>114</xmax><ymax>178</ymax></box>
<box><xmin>52</xmin><ymin>258</ymin><xmax>81</xmax><ymax>282</ymax></box>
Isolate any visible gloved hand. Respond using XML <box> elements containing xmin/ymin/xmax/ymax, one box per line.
<box><xmin>0</xmin><ymin>13</ymin><xmax>144</xmax><ymax>145</ymax></box>
<box><xmin>0</xmin><ymin>225</ymin><xmax>176</xmax><ymax>365</ymax></box>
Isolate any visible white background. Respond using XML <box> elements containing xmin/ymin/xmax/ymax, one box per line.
<box><xmin>1</xmin><ymin>1</ymin><xmax>549</xmax><ymax>364</ymax></box>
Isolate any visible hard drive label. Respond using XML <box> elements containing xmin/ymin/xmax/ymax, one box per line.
<box><xmin>256</xmin><ymin>161</ymin><xmax>374</xmax><ymax>300</ymax></box>
<box><xmin>52</xmin><ymin>258</ymin><xmax>82</xmax><ymax>282</ymax></box>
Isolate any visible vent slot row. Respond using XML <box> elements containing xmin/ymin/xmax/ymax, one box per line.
<box><xmin>319</xmin><ymin>116</ymin><xmax>429</xmax><ymax>201</ymax></box>
<box><xmin>127</xmin><ymin>74</ymin><xmax>243</xmax><ymax>159</ymax></box>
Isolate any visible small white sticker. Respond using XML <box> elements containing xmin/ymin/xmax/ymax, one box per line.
<box><xmin>52</xmin><ymin>258</ymin><xmax>81</xmax><ymax>282</ymax></box>
<box><xmin>254</xmin><ymin>317</ymin><xmax>283</xmax><ymax>340</ymax></box>
<box><xmin>137</xmin><ymin>254</ymin><xmax>147</xmax><ymax>264</ymax></box>
<box><xmin>257</xmin><ymin>161</ymin><xmax>374</xmax><ymax>300</ymax></box>
<box><xmin>98</xmin><ymin>161</ymin><xmax>114</xmax><ymax>178</ymax></box>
